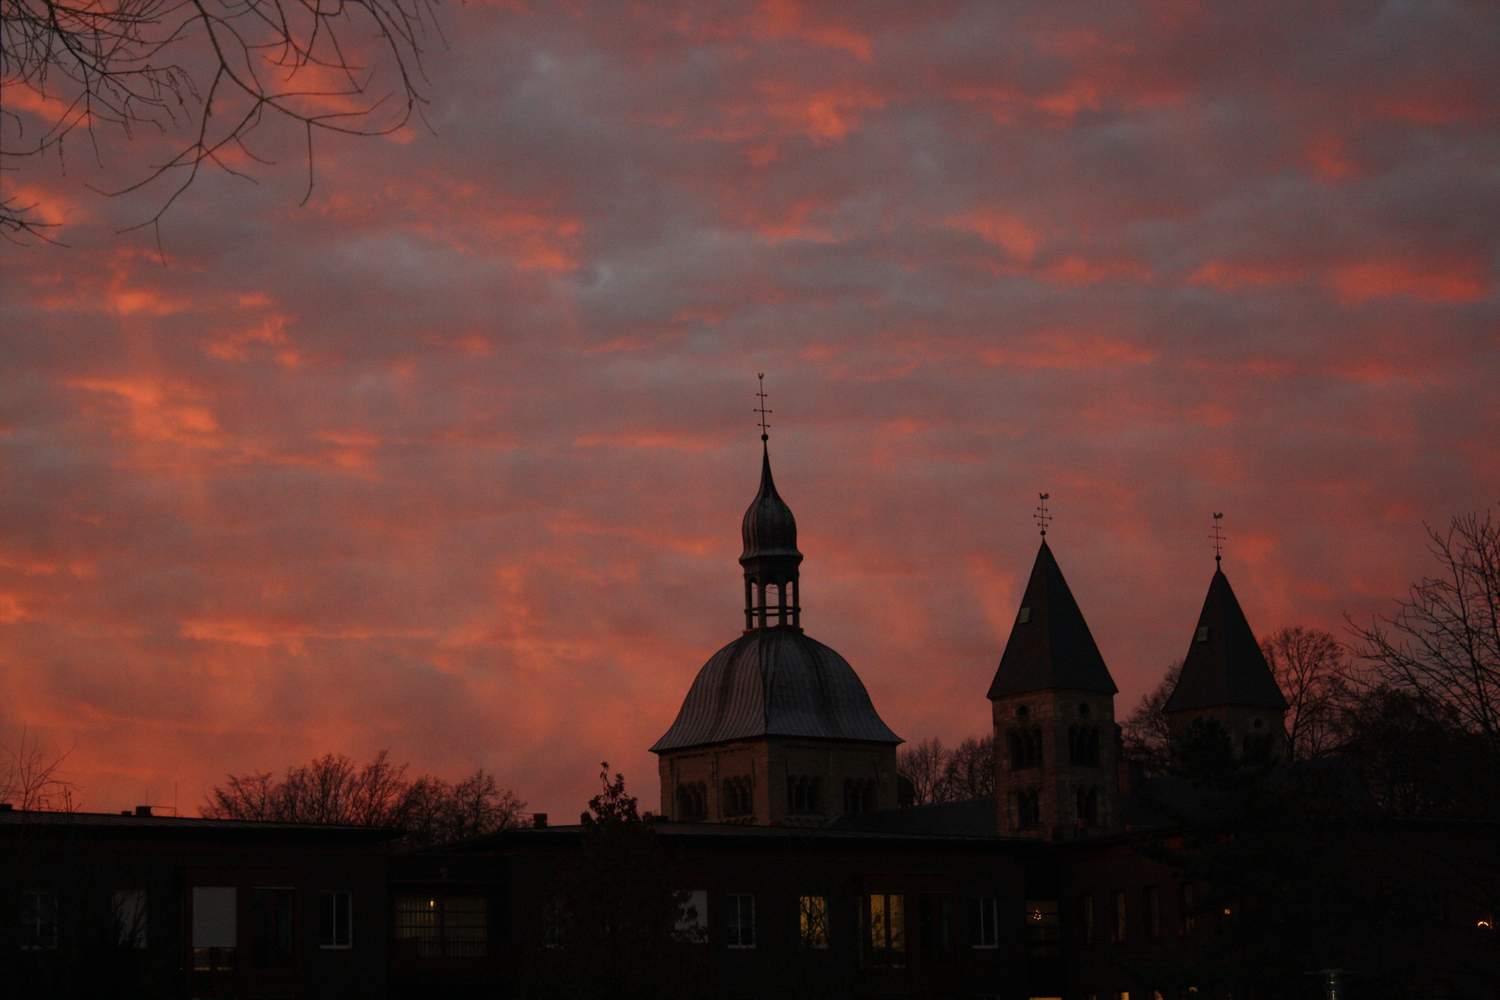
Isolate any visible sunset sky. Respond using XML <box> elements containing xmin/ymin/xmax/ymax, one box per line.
<box><xmin>2</xmin><ymin>1</ymin><xmax>1497</xmax><ymax>820</ymax></box>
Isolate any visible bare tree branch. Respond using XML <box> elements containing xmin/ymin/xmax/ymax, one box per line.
<box><xmin>1</xmin><ymin>0</ymin><xmax>438</xmax><ymax>240</ymax></box>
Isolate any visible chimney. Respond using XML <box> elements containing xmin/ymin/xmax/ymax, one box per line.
<box><xmin>134</xmin><ymin>805</ymin><xmax>153</xmax><ymax>818</ymax></box>
<box><xmin>532</xmin><ymin>812</ymin><xmax>548</xmax><ymax>829</ymax></box>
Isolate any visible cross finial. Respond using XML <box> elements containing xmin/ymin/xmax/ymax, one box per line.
<box><xmin>1034</xmin><ymin>492</ymin><xmax>1052</xmax><ymax>537</ymax></box>
<box><xmin>754</xmin><ymin>373</ymin><xmax>772</xmax><ymax>442</ymax></box>
<box><xmin>1211</xmin><ymin>512</ymin><xmax>1225</xmax><ymax>565</ymax></box>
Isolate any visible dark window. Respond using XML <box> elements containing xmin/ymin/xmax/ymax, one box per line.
<box><xmin>798</xmin><ymin>895</ymin><xmax>830</xmax><ymax>950</ymax></box>
<box><xmin>1080</xmin><ymin>894</ymin><xmax>1095</xmax><ymax>946</ymax></box>
<box><xmin>1014</xmin><ymin>788</ymin><xmax>1041</xmax><ymax>829</ymax></box>
<box><xmin>843</xmin><ymin>778</ymin><xmax>875</xmax><ymax>814</ymax></box>
<box><xmin>251</xmin><ymin>888</ymin><xmax>295</xmax><ymax>969</ymax></box>
<box><xmin>725</xmin><ymin>894</ymin><xmax>755</xmax><ymax>948</ymax></box>
<box><xmin>1179</xmin><ymin>884</ymin><xmax>1196</xmax><ymax>935</ymax></box>
<box><xmin>918</xmin><ymin>894</ymin><xmax>952</xmax><ymax>957</ymax></box>
<box><xmin>1075</xmin><ymin>785</ymin><xmax>1100</xmax><ymax>827</ymax></box>
<box><xmin>723</xmin><ymin>777</ymin><xmax>753</xmax><ymax>817</ymax></box>
<box><xmin>676</xmin><ymin>782</ymin><xmax>708</xmax><ymax>820</ymax></box>
<box><xmin>1069</xmin><ymin>725</ymin><xmax>1102</xmax><ymax>766</ymax></box>
<box><xmin>394</xmin><ymin>895</ymin><xmax>487</xmax><ymax>959</ymax></box>
<box><xmin>1113</xmin><ymin>890</ymin><xmax>1127</xmax><ymax>944</ymax></box>
<box><xmin>1011</xmin><ymin>727</ymin><xmax>1044</xmax><ymax>769</ymax></box>
<box><xmin>191</xmin><ymin>886</ymin><xmax>236</xmax><ymax>973</ymax></box>
<box><xmin>1145</xmin><ymin>885</ymin><xmax>1161</xmax><ymax>941</ymax></box>
<box><xmin>19</xmin><ymin>890</ymin><xmax>58</xmax><ymax>950</ymax></box>
<box><xmin>867</xmin><ymin>893</ymin><xmax>905</xmax><ymax>966</ymax></box>
<box><xmin>967</xmin><ymin>897</ymin><xmax>999</xmax><ymax>948</ymax></box>
<box><xmin>319</xmin><ymin>890</ymin><xmax>353</xmax><ymax>949</ymax></box>
<box><xmin>787</xmin><ymin>775</ymin><xmax>820</xmax><ymax>815</ymax></box>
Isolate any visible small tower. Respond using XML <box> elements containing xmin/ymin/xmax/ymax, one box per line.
<box><xmin>651</xmin><ymin>379</ymin><xmax>902</xmax><ymax>825</ymax></box>
<box><xmin>1164</xmin><ymin>532</ymin><xmax>1288</xmax><ymax>761</ymax></box>
<box><xmin>987</xmin><ymin>504</ymin><xmax>1120</xmax><ymax>840</ymax></box>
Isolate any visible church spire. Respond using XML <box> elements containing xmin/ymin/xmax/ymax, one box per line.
<box><xmin>739</xmin><ymin>376</ymin><xmax>802</xmax><ymax>630</ymax></box>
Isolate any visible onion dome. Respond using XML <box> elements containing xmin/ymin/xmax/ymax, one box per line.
<box><xmin>1165</xmin><ymin>567</ymin><xmax>1288</xmax><ymax>712</ymax></box>
<box><xmin>740</xmin><ymin>443</ymin><xmax>802</xmax><ymax>563</ymax></box>
<box><xmin>650</xmin><ymin>627</ymin><xmax>901</xmax><ymax>752</ymax></box>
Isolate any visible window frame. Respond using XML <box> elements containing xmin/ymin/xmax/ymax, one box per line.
<box><xmin>968</xmin><ymin>896</ymin><xmax>1000</xmax><ymax>949</ymax></box>
<box><xmin>867</xmin><ymin>892</ymin><xmax>906</xmax><ymax>967</ymax></box>
<box><xmin>725</xmin><ymin>893</ymin><xmax>756</xmax><ymax>949</ymax></box>
<box><xmin>19</xmin><ymin>888</ymin><xmax>59</xmax><ymax>951</ymax></box>
<box><xmin>798</xmin><ymin>894</ymin><xmax>830</xmax><ymax>950</ymax></box>
<box><xmin>319</xmin><ymin>889</ymin><xmax>354</xmax><ymax>950</ymax></box>
<box><xmin>113</xmin><ymin>888</ymin><xmax>148</xmax><ymax>950</ymax></box>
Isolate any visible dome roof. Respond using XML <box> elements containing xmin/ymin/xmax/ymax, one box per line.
<box><xmin>740</xmin><ymin>444</ymin><xmax>800</xmax><ymax>562</ymax></box>
<box><xmin>651</xmin><ymin>627</ymin><xmax>901</xmax><ymax>752</ymax></box>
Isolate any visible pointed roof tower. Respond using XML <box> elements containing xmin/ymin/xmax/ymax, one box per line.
<box><xmin>1165</xmin><ymin>567</ymin><xmax>1287</xmax><ymax>712</ymax></box>
<box><xmin>987</xmin><ymin>540</ymin><xmax>1118</xmax><ymax>699</ymax></box>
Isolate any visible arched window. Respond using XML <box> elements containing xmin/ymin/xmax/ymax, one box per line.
<box><xmin>1069</xmin><ymin>725</ymin><xmax>1102</xmax><ymax>766</ymax></box>
<box><xmin>1008</xmin><ymin>731</ymin><xmax>1025</xmax><ymax>771</ymax></box>
<box><xmin>723</xmin><ymin>777</ymin><xmax>753</xmax><ymax>818</ymax></box>
<box><xmin>787</xmin><ymin>775</ymin><xmax>821</xmax><ymax>814</ymax></box>
<box><xmin>1075</xmin><ymin>785</ymin><xmax>1099</xmax><ymax>827</ymax></box>
<box><xmin>677</xmin><ymin>782</ymin><xmax>708</xmax><ymax>821</ymax></box>
<box><xmin>843</xmin><ymin>778</ymin><xmax>876</xmax><ymax>815</ymax></box>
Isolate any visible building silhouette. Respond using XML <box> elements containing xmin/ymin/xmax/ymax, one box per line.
<box><xmin>4</xmin><ymin>437</ymin><xmax>1497</xmax><ymax>999</ymax></box>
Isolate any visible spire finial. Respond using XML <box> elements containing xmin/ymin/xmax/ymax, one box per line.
<box><xmin>754</xmin><ymin>373</ymin><xmax>772</xmax><ymax>443</ymax></box>
<box><xmin>1034</xmin><ymin>492</ymin><xmax>1052</xmax><ymax>537</ymax></box>
<box><xmin>1211</xmin><ymin>511</ymin><xmax>1225</xmax><ymax>565</ymax></box>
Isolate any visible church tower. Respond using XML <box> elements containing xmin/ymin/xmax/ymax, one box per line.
<box><xmin>651</xmin><ymin>385</ymin><xmax>902</xmax><ymax>826</ymax></box>
<box><xmin>987</xmin><ymin>528</ymin><xmax>1120</xmax><ymax>840</ymax></box>
<box><xmin>1164</xmin><ymin>553</ymin><xmax>1288</xmax><ymax>762</ymax></box>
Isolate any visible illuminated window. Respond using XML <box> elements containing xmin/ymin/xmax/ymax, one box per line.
<box><xmin>1025</xmin><ymin>899</ymin><xmax>1060</xmax><ymax>948</ymax></box>
<box><xmin>113</xmin><ymin>889</ymin><xmax>147</xmax><ymax>949</ymax></box>
<box><xmin>19</xmin><ymin>890</ymin><xmax>58</xmax><ymax>951</ymax></box>
<box><xmin>1113</xmin><ymin>890</ymin><xmax>1128</xmax><ymax>944</ymax></box>
<box><xmin>394</xmin><ymin>895</ymin><xmax>486</xmax><ymax>958</ymax></box>
<box><xmin>968</xmin><ymin>896</ymin><xmax>999</xmax><ymax>949</ymax></box>
<box><xmin>318</xmin><ymin>890</ymin><xmax>353</xmax><ymax>949</ymax></box>
<box><xmin>868</xmin><ymin>893</ymin><xmax>906</xmax><ymax>966</ymax></box>
<box><xmin>798</xmin><ymin>895</ymin><xmax>829</xmax><ymax>949</ymax></box>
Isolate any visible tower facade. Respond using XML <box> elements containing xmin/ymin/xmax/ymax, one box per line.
<box><xmin>1164</xmin><ymin>564</ymin><xmax>1288</xmax><ymax>761</ymax></box>
<box><xmin>987</xmin><ymin>541</ymin><xmax>1120</xmax><ymax>839</ymax></box>
<box><xmin>650</xmin><ymin>441</ymin><xmax>903</xmax><ymax>826</ymax></box>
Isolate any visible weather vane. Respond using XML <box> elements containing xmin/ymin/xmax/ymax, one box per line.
<box><xmin>1211</xmin><ymin>512</ymin><xmax>1225</xmax><ymax>565</ymax></box>
<box><xmin>754</xmin><ymin>373</ymin><xmax>772</xmax><ymax>442</ymax></box>
<box><xmin>1034</xmin><ymin>492</ymin><xmax>1052</xmax><ymax>537</ymax></box>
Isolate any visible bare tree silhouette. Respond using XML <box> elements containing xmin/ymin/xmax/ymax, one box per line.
<box><xmin>0</xmin><ymin>727</ymin><xmax>75</xmax><ymax>811</ymax></box>
<box><xmin>1</xmin><ymin>0</ymin><xmax>438</xmax><ymax>244</ymax></box>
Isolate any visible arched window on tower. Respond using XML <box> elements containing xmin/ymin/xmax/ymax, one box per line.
<box><xmin>1075</xmin><ymin>785</ymin><xmax>1099</xmax><ymax>828</ymax></box>
<box><xmin>1010</xmin><ymin>727</ymin><xmax>1044</xmax><ymax>769</ymax></box>
<box><xmin>1069</xmin><ymin>725</ymin><xmax>1101</xmax><ymax>766</ymax></box>
<box><xmin>722</xmin><ymin>777</ymin><xmax>753</xmax><ymax>818</ymax></box>
<box><xmin>677</xmin><ymin>782</ymin><xmax>708</xmax><ymax>821</ymax></box>
<box><xmin>1013</xmin><ymin>789</ymin><xmax>1041</xmax><ymax>830</ymax></box>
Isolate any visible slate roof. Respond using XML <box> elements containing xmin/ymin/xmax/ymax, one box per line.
<box><xmin>651</xmin><ymin>626</ymin><xmax>902</xmax><ymax>752</ymax></box>
<box><xmin>740</xmin><ymin>443</ymin><xmax>801</xmax><ymax>563</ymax></box>
<box><xmin>1164</xmin><ymin>567</ymin><xmax>1288</xmax><ymax>712</ymax></box>
<box><xmin>987</xmin><ymin>540</ymin><xmax>1118</xmax><ymax>699</ymax></box>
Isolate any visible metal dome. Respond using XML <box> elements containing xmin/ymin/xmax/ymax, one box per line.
<box><xmin>740</xmin><ymin>444</ymin><xmax>801</xmax><ymax>562</ymax></box>
<box><xmin>650</xmin><ymin>627</ymin><xmax>902</xmax><ymax>752</ymax></box>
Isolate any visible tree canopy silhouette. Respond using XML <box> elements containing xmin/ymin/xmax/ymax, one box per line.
<box><xmin>201</xmin><ymin>749</ymin><xmax>526</xmax><ymax>845</ymax></box>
